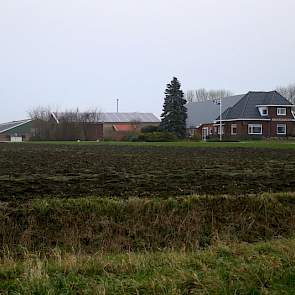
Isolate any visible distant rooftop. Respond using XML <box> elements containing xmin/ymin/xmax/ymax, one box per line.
<box><xmin>0</xmin><ymin>119</ymin><xmax>32</xmax><ymax>134</ymax></box>
<box><xmin>186</xmin><ymin>95</ymin><xmax>244</xmax><ymax>128</ymax></box>
<box><xmin>100</xmin><ymin>112</ymin><xmax>160</xmax><ymax>123</ymax></box>
<box><xmin>52</xmin><ymin>112</ymin><xmax>160</xmax><ymax>123</ymax></box>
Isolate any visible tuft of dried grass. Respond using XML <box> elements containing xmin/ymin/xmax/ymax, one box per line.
<box><xmin>1</xmin><ymin>193</ymin><xmax>295</xmax><ymax>256</ymax></box>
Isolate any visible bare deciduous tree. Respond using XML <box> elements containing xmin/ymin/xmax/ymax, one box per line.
<box><xmin>28</xmin><ymin>106</ymin><xmax>101</xmax><ymax>141</ymax></box>
<box><xmin>276</xmin><ymin>83</ymin><xmax>295</xmax><ymax>104</ymax></box>
<box><xmin>28</xmin><ymin>106</ymin><xmax>59</xmax><ymax>140</ymax></box>
<box><xmin>185</xmin><ymin>88</ymin><xmax>234</xmax><ymax>103</ymax></box>
<box><xmin>185</xmin><ymin>90</ymin><xmax>195</xmax><ymax>103</ymax></box>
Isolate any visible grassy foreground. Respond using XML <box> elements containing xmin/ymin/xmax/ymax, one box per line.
<box><xmin>1</xmin><ymin>238</ymin><xmax>295</xmax><ymax>294</ymax></box>
<box><xmin>2</xmin><ymin>193</ymin><xmax>295</xmax><ymax>254</ymax></box>
<box><xmin>2</xmin><ymin>194</ymin><xmax>295</xmax><ymax>294</ymax></box>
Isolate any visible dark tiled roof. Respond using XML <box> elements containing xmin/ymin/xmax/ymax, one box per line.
<box><xmin>217</xmin><ymin>91</ymin><xmax>293</xmax><ymax>120</ymax></box>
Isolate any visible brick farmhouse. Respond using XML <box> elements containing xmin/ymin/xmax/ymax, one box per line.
<box><xmin>188</xmin><ymin>91</ymin><xmax>295</xmax><ymax>140</ymax></box>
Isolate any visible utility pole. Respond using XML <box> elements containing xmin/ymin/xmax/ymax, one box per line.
<box><xmin>219</xmin><ymin>97</ymin><xmax>222</xmax><ymax>141</ymax></box>
<box><xmin>116</xmin><ymin>99</ymin><xmax>119</xmax><ymax>113</ymax></box>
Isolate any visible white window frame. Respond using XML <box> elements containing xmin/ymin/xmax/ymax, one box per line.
<box><xmin>248</xmin><ymin>124</ymin><xmax>262</xmax><ymax>135</ymax></box>
<box><xmin>277</xmin><ymin>108</ymin><xmax>286</xmax><ymax>116</ymax></box>
<box><xmin>261</xmin><ymin>108</ymin><xmax>268</xmax><ymax>116</ymax></box>
<box><xmin>258</xmin><ymin>106</ymin><xmax>268</xmax><ymax>116</ymax></box>
<box><xmin>277</xmin><ymin>124</ymin><xmax>286</xmax><ymax>135</ymax></box>
<box><xmin>231</xmin><ymin>124</ymin><xmax>237</xmax><ymax>135</ymax></box>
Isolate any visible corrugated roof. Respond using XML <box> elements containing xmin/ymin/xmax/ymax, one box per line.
<box><xmin>186</xmin><ymin>95</ymin><xmax>244</xmax><ymax>128</ymax></box>
<box><xmin>100</xmin><ymin>113</ymin><xmax>160</xmax><ymax>123</ymax></box>
<box><xmin>217</xmin><ymin>91</ymin><xmax>293</xmax><ymax>120</ymax></box>
<box><xmin>53</xmin><ymin>112</ymin><xmax>160</xmax><ymax>123</ymax></box>
<box><xmin>0</xmin><ymin>119</ymin><xmax>32</xmax><ymax>134</ymax></box>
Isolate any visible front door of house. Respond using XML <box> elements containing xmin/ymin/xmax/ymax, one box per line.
<box><xmin>202</xmin><ymin>127</ymin><xmax>209</xmax><ymax>141</ymax></box>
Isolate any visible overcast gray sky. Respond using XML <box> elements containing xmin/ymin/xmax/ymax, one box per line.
<box><xmin>1</xmin><ymin>0</ymin><xmax>295</xmax><ymax>122</ymax></box>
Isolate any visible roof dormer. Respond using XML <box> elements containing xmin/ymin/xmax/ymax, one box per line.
<box><xmin>258</xmin><ymin>106</ymin><xmax>268</xmax><ymax>117</ymax></box>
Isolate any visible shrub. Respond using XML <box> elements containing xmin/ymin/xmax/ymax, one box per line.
<box><xmin>138</xmin><ymin>132</ymin><xmax>177</xmax><ymax>142</ymax></box>
<box><xmin>141</xmin><ymin>125</ymin><xmax>159</xmax><ymax>133</ymax></box>
<box><xmin>121</xmin><ymin>133</ymin><xmax>140</xmax><ymax>142</ymax></box>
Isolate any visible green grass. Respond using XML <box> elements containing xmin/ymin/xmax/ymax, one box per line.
<box><xmin>1</xmin><ymin>238</ymin><xmax>295</xmax><ymax>294</ymax></box>
<box><xmin>24</xmin><ymin>139</ymin><xmax>295</xmax><ymax>149</ymax></box>
<box><xmin>2</xmin><ymin>193</ymin><xmax>295</xmax><ymax>254</ymax></box>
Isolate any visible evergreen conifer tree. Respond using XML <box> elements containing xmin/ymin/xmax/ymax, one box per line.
<box><xmin>160</xmin><ymin>77</ymin><xmax>187</xmax><ymax>138</ymax></box>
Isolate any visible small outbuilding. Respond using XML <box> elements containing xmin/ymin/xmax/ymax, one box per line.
<box><xmin>100</xmin><ymin>113</ymin><xmax>160</xmax><ymax>140</ymax></box>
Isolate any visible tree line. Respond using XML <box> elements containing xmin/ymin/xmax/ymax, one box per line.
<box><xmin>276</xmin><ymin>83</ymin><xmax>295</xmax><ymax>104</ymax></box>
<box><xmin>185</xmin><ymin>83</ymin><xmax>295</xmax><ymax>104</ymax></box>
<box><xmin>28</xmin><ymin>107</ymin><xmax>101</xmax><ymax>141</ymax></box>
<box><xmin>185</xmin><ymin>88</ymin><xmax>234</xmax><ymax>103</ymax></box>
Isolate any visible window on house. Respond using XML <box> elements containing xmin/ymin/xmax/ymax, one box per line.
<box><xmin>261</xmin><ymin>108</ymin><xmax>268</xmax><ymax>116</ymax></box>
<box><xmin>277</xmin><ymin>108</ymin><xmax>286</xmax><ymax>116</ymax></box>
<box><xmin>231</xmin><ymin>124</ymin><xmax>237</xmax><ymax>135</ymax></box>
<box><xmin>248</xmin><ymin>124</ymin><xmax>262</xmax><ymax>135</ymax></box>
<box><xmin>277</xmin><ymin>124</ymin><xmax>286</xmax><ymax>135</ymax></box>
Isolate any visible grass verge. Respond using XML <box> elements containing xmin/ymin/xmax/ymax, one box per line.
<box><xmin>1</xmin><ymin>238</ymin><xmax>295</xmax><ymax>294</ymax></box>
<box><xmin>2</xmin><ymin>193</ymin><xmax>295</xmax><ymax>254</ymax></box>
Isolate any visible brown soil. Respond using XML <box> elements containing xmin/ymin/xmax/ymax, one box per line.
<box><xmin>0</xmin><ymin>144</ymin><xmax>295</xmax><ymax>200</ymax></box>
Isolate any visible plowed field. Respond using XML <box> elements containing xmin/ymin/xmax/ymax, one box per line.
<box><xmin>1</xmin><ymin>143</ymin><xmax>295</xmax><ymax>200</ymax></box>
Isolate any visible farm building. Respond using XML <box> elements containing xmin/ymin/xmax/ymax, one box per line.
<box><xmin>0</xmin><ymin>119</ymin><xmax>33</xmax><ymax>142</ymax></box>
<box><xmin>214</xmin><ymin>91</ymin><xmax>295</xmax><ymax>139</ymax></box>
<box><xmin>193</xmin><ymin>91</ymin><xmax>295</xmax><ymax>140</ymax></box>
<box><xmin>50</xmin><ymin>112</ymin><xmax>160</xmax><ymax>140</ymax></box>
<box><xmin>0</xmin><ymin>112</ymin><xmax>160</xmax><ymax>141</ymax></box>
<box><xmin>99</xmin><ymin>113</ymin><xmax>160</xmax><ymax>140</ymax></box>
